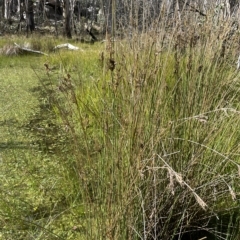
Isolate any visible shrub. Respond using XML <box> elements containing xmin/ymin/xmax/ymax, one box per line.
<box><xmin>41</xmin><ymin>5</ymin><xmax>240</xmax><ymax>240</ymax></box>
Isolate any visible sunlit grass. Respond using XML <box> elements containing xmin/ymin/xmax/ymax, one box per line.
<box><xmin>0</xmin><ymin>40</ymin><xmax>103</xmax><ymax>239</ymax></box>
<box><xmin>0</xmin><ymin>9</ymin><xmax>240</xmax><ymax>240</ymax></box>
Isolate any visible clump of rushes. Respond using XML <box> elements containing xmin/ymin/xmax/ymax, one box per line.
<box><xmin>47</xmin><ymin>4</ymin><xmax>240</xmax><ymax>240</ymax></box>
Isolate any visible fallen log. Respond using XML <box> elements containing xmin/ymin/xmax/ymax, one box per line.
<box><xmin>54</xmin><ymin>43</ymin><xmax>80</xmax><ymax>50</ymax></box>
<box><xmin>14</xmin><ymin>43</ymin><xmax>48</xmax><ymax>55</ymax></box>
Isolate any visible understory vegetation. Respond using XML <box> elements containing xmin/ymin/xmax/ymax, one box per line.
<box><xmin>1</xmin><ymin>6</ymin><xmax>240</xmax><ymax>240</ymax></box>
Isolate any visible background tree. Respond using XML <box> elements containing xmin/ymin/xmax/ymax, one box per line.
<box><xmin>25</xmin><ymin>0</ymin><xmax>34</xmax><ymax>34</ymax></box>
<box><xmin>64</xmin><ymin>0</ymin><xmax>72</xmax><ymax>38</ymax></box>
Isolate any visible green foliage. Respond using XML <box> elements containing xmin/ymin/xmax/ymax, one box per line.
<box><xmin>46</xmin><ymin>17</ymin><xmax>240</xmax><ymax>239</ymax></box>
<box><xmin>1</xmin><ymin>9</ymin><xmax>240</xmax><ymax>240</ymax></box>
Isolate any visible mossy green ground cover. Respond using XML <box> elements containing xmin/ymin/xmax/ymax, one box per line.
<box><xmin>0</xmin><ymin>43</ymin><xmax>102</xmax><ymax>239</ymax></box>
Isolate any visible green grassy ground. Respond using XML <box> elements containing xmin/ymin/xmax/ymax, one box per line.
<box><xmin>0</xmin><ymin>41</ymin><xmax>103</xmax><ymax>239</ymax></box>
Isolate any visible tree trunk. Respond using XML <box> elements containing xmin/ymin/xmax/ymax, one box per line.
<box><xmin>25</xmin><ymin>0</ymin><xmax>34</xmax><ymax>34</ymax></box>
<box><xmin>4</xmin><ymin>0</ymin><xmax>10</xmax><ymax>19</ymax></box>
<box><xmin>17</xmin><ymin>0</ymin><xmax>20</xmax><ymax>13</ymax></box>
<box><xmin>64</xmin><ymin>0</ymin><xmax>72</xmax><ymax>38</ymax></box>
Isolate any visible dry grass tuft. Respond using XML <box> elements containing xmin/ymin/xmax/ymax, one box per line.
<box><xmin>0</xmin><ymin>44</ymin><xmax>20</xmax><ymax>56</ymax></box>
